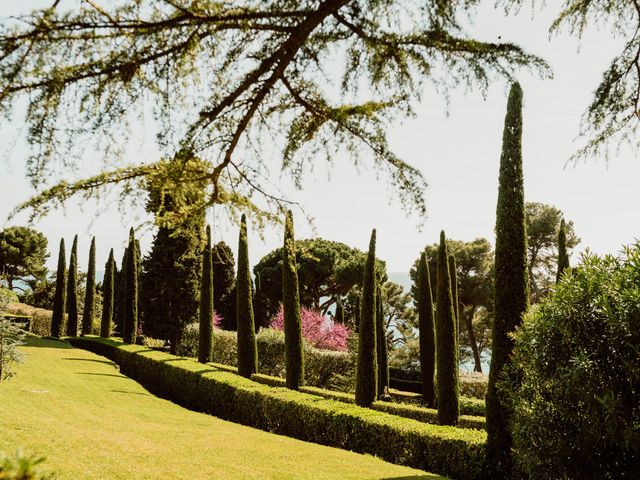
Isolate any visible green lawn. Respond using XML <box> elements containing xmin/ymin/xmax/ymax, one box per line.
<box><xmin>0</xmin><ymin>337</ymin><xmax>444</xmax><ymax>479</ymax></box>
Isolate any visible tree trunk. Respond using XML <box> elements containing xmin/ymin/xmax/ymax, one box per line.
<box><xmin>465</xmin><ymin>305</ymin><xmax>482</xmax><ymax>373</ymax></box>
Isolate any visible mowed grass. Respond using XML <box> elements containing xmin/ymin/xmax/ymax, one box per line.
<box><xmin>0</xmin><ymin>337</ymin><xmax>444</xmax><ymax>480</ymax></box>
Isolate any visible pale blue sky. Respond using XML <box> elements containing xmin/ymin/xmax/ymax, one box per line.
<box><xmin>1</xmin><ymin>1</ymin><xmax>638</xmax><ymax>276</ymax></box>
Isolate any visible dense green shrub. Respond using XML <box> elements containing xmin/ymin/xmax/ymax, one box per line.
<box><xmin>0</xmin><ymin>288</ymin><xmax>19</xmax><ymax>304</ymax></box>
<box><xmin>178</xmin><ymin>326</ymin><xmax>352</xmax><ymax>389</ymax></box>
<box><xmin>70</xmin><ymin>336</ymin><xmax>486</xmax><ymax>480</ymax></box>
<box><xmin>505</xmin><ymin>248</ymin><xmax>640</xmax><ymax>479</ymax></box>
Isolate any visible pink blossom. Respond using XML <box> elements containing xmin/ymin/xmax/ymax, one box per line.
<box><xmin>270</xmin><ymin>305</ymin><xmax>350</xmax><ymax>351</ymax></box>
<box><xmin>213</xmin><ymin>311</ymin><xmax>222</xmax><ymax>328</ymax></box>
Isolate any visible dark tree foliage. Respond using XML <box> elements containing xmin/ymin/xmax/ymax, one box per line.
<box><xmin>212</xmin><ymin>241</ymin><xmax>236</xmax><ymax>331</ymax></box>
<box><xmin>486</xmin><ymin>82</ymin><xmax>529</xmax><ymax>475</ymax></box>
<box><xmin>65</xmin><ymin>235</ymin><xmax>79</xmax><ymax>337</ymax></box>
<box><xmin>254</xmin><ymin>238</ymin><xmax>387</xmax><ymax>321</ymax></box>
<box><xmin>82</xmin><ymin>236</ymin><xmax>96</xmax><ymax>335</ymax></box>
<box><xmin>0</xmin><ymin>226</ymin><xmax>48</xmax><ymax>290</ymax></box>
<box><xmin>0</xmin><ymin>2</ymin><xmax>547</xmax><ymax>226</ymax></box>
<box><xmin>435</xmin><ymin>231</ymin><xmax>459</xmax><ymax>426</ymax></box>
<box><xmin>556</xmin><ymin>218</ymin><xmax>570</xmax><ymax>282</ymax></box>
<box><xmin>123</xmin><ymin>228</ymin><xmax>139</xmax><ymax>344</ymax></box>
<box><xmin>334</xmin><ymin>299</ymin><xmax>345</xmax><ymax>324</ymax></box>
<box><xmin>50</xmin><ymin>238</ymin><xmax>66</xmax><ymax>338</ymax></box>
<box><xmin>140</xmin><ymin>159</ymin><xmax>205</xmax><ymax>351</ymax></box>
<box><xmin>375</xmin><ymin>284</ymin><xmax>388</xmax><ymax>398</ymax></box>
<box><xmin>355</xmin><ymin>229</ymin><xmax>377</xmax><ymax>407</ymax></box>
<box><xmin>100</xmin><ymin>248</ymin><xmax>115</xmax><ymax>338</ymax></box>
<box><xmin>417</xmin><ymin>251</ymin><xmax>436</xmax><ymax>408</ymax></box>
<box><xmin>253</xmin><ymin>272</ymin><xmax>269</xmax><ymax>331</ymax></box>
<box><xmin>236</xmin><ymin>214</ymin><xmax>257</xmax><ymax>378</ymax></box>
<box><xmin>282</xmin><ymin>211</ymin><xmax>304</xmax><ymax>389</ymax></box>
<box><xmin>198</xmin><ymin>225</ymin><xmax>214</xmax><ymax>364</ymax></box>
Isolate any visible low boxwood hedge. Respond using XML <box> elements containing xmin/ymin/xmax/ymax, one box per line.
<box><xmin>70</xmin><ymin>336</ymin><xmax>486</xmax><ymax>480</ymax></box>
<box><xmin>252</xmin><ymin>374</ymin><xmax>485</xmax><ymax>430</ymax></box>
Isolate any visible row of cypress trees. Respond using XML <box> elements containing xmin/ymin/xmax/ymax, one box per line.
<box><xmin>51</xmin><ymin>235</ymin><xmax>98</xmax><ymax>338</ymax></box>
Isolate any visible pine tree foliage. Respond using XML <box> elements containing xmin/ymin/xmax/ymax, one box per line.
<box><xmin>486</xmin><ymin>82</ymin><xmax>529</xmax><ymax>475</ymax></box>
<box><xmin>65</xmin><ymin>235</ymin><xmax>79</xmax><ymax>337</ymax></box>
<box><xmin>355</xmin><ymin>229</ymin><xmax>377</xmax><ymax>407</ymax></box>
<box><xmin>82</xmin><ymin>236</ymin><xmax>96</xmax><ymax>335</ymax></box>
<box><xmin>100</xmin><ymin>248</ymin><xmax>115</xmax><ymax>338</ymax></box>
<box><xmin>282</xmin><ymin>211</ymin><xmax>304</xmax><ymax>389</ymax></box>
<box><xmin>1</xmin><ymin>1</ymin><xmax>547</xmax><ymax>225</ymax></box>
<box><xmin>435</xmin><ymin>231</ymin><xmax>459</xmax><ymax>426</ymax></box>
<box><xmin>236</xmin><ymin>214</ymin><xmax>257</xmax><ymax>377</ymax></box>
<box><xmin>417</xmin><ymin>251</ymin><xmax>436</xmax><ymax>408</ymax></box>
<box><xmin>50</xmin><ymin>238</ymin><xmax>66</xmax><ymax>338</ymax></box>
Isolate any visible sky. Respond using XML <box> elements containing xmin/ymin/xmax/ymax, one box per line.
<box><xmin>1</xmin><ymin>1</ymin><xmax>639</xmax><ymax>278</ymax></box>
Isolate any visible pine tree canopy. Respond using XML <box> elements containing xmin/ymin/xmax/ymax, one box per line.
<box><xmin>0</xmin><ymin>1</ymin><xmax>548</xmax><ymax>224</ymax></box>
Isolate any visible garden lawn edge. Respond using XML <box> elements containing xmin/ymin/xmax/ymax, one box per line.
<box><xmin>69</xmin><ymin>336</ymin><xmax>486</xmax><ymax>480</ymax></box>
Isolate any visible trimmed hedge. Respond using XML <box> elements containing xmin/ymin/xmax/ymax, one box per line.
<box><xmin>70</xmin><ymin>336</ymin><xmax>486</xmax><ymax>480</ymax></box>
<box><xmin>251</xmin><ymin>373</ymin><xmax>485</xmax><ymax>430</ymax></box>
<box><xmin>389</xmin><ymin>366</ymin><xmax>488</xmax><ymax>400</ymax></box>
<box><xmin>389</xmin><ymin>388</ymin><xmax>486</xmax><ymax>417</ymax></box>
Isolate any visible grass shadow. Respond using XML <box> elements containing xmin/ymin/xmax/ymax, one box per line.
<box><xmin>62</xmin><ymin>357</ymin><xmax>116</xmax><ymax>366</ymax></box>
<box><xmin>77</xmin><ymin>372</ymin><xmax>125</xmax><ymax>379</ymax></box>
<box><xmin>110</xmin><ymin>389</ymin><xmax>150</xmax><ymax>396</ymax></box>
<box><xmin>24</xmin><ymin>337</ymin><xmax>74</xmax><ymax>348</ymax></box>
<box><xmin>379</xmin><ymin>476</ymin><xmax>446</xmax><ymax>480</ymax></box>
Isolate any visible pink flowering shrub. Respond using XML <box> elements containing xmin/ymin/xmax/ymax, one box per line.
<box><xmin>270</xmin><ymin>305</ymin><xmax>350</xmax><ymax>351</ymax></box>
<box><xmin>213</xmin><ymin>311</ymin><xmax>222</xmax><ymax>328</ymax></box>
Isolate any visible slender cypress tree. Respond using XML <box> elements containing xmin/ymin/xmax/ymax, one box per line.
<box><xmin>556</xmin><ymin>219</ymin><xmax>570</xmax><ymax>283</ymax></box>
<box><xmin>65</xmin><ymin>235</ymin><xmax>79</xmax><ymax>337</ymax></box>
<box><xmin>418</xmin><ymin>251</ymin><xmax>436</xmax><ymax>407</ymax></box>
<box><xmin>123</xmin><ymin>228</ymin><xmax>139</xmax><ymax>344</ymax></box>
<box><xmin>82</xmin><ymin>236</ymin><xmax>96</xmax><ymax>335</ymax></box>
<box><xmin>376</xmin><ymin>284</ymin><xmax>389</xmax><ymax>397</ymax></box>
<box><xmin>436</xmin><ymin>231</ymin><xmax>459</xmax><ymax>426</ymax></box>
<box><xmin>113</xmin><ymin>248</ymin><xmax>127</xmax><ymax>335</ymax></box>
<box><xmin>253</xmin><ymin>272</ymin><xmax>265</xmax><ymax>331</ymax></box>
<box><xmin>236</xmin><ymin>214</ymin><xmax>257</xmax><ymax>377</ymax></box>
<box><xmin>282</xmin><ymin>211</ymin><xmax>304</xmax><ymax>389</ymax></box>
<box><xmin>486</xmin><ymin>82</ymin><xmax>529</xmax><ymax>475</ymax></box>
<box><xmin>448</xmin><ymin>254</ymin><xmax>460</xmax><ymax>338</ymax></box>
<box><xmin>198</xmin><ymin>225</ymin><xmax>214</xmax><ymax>363</ymax></box>
<box><xmin>51</xmin><ymin>238</ymin><xmax>67</xmax><ymax>337</ymax></box>
<box><xmin>334</xmin><ymin>299</ymin><xmax>345</xmax><ymax>324</ymax></box>
<box><xmin>100</xmin><ymin>248</ymin><xmax>115</xmax><ymax>338</ymax></box>
<box><xmin>355</xmin><ymin>229</ymin><xmax>377</xmax><ymax>407</ymax></box>
<box><xmin>354</xmin><ymin>295</ymin><xmax>360</xmax><ymax>330</ymax></box>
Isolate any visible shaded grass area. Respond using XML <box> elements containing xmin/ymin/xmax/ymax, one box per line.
<box><xmin>0</xmin><ymin>337</ymin><xmax>443</xmax><ymax>480</ymax></box>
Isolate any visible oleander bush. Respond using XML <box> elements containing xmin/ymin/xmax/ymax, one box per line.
<box><xmin>177</xmin><ymin>325</ymin><xmax>353</xmax><ymax>389</ymax></box>
<box><xmin>69</xmin><ymin>336</ymin><xmax>486</xmax><ymax>480</ymax></box>
<box><xmin>505</xmin><ymin>248</ymin><xmax>640</xmax><ymax>479</ymax></box>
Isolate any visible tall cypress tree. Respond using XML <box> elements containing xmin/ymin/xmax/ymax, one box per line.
<box><xmin>436</xmin><ymin>231</ymin><xmax>459</xmax><ymax>426</ymax></box>
<box><xmin>82</xmin><ymin>236</ymin><xmax>96</xmax><ymax>335</ymax></box>
<box><xmin>354</xmin><ymin>295</ymin><xmax>360</xmax><ymax>330</ymax></box>
<box><xmin>113</xmin><ymin>248</ymin><xmax>127</xmax><ymax>335</ymax></box>
<box><xmin>376</xmin><ymin>284</ymin><xmax>388</xmax><ymax>398</ymax></box>
<box><xmin>334</xmin><ymin>299</ymin><xmax>345</xmax><ymax>324</ymax></box>
<box><xmin>448</xmin><ymin>254</ymin><xmax>459</xmax><ymax>338</ymax></box>
<box><xmin>355</xmin><ymin>229</ymin><xmax>377</xmax><ymax>407</ymax></box>
<box><xmin>65</xmin><ymin>235</ymin><xmax>79</xmax><ymax>337</ymax></box>
<box><xmin>123</xmin><ymin>228</ymin><xmax>139</xmax><ymax>344</ymax></box>
<box><xmin>51</xmin><ymin>238</ymin><xmax>67</xmax><ymax>338</ymax></box>
<box><xmin>198</xmin><ymin>225</ymin><xmax>214</xmax><ymax>363</ymax></box>
<box><xmin>236</xmin><ymin>214</ymin><xmax>257</xmax><ymax>377</ymax></box>
<box><xmin>282</xmin><ymin>210</ymin><xmax>304</xmax><ymax>389</ymax></box>
<box><xmin>556</xmin><ymin>218</ymin><xmax>570</xmax><ymax>283</ymax></box>
<box><xmin>486</xmin><ymin>82</ymin><xmax>529</xmax><ymax>475</ymax></box>
<box><xmin>253</xmin><ymin>272</ymin><xmax>266</xmax><ymax>331</ymax></box>
<box><xmin>101</xmin><ymin>248</ymin><xmax>115</xmax><ymax>338</ymax></box>
<box><xmin>418</xmin><ymin>251</ymin><xmax>436</xmax><ymax>408</ymax></box>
